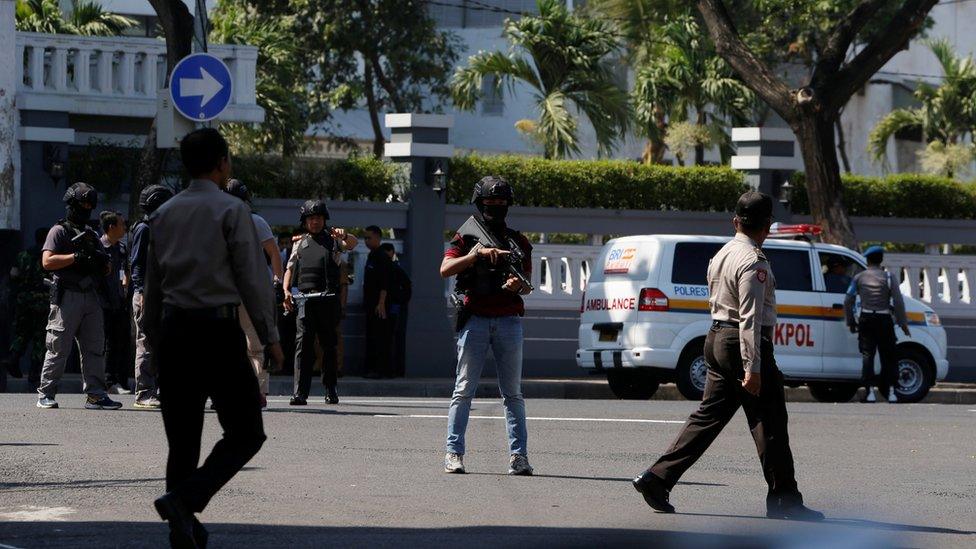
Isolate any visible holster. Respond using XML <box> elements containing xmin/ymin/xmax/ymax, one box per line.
<box><xmin>49</xmin><ymin>280</ymin><xmax>65</xmax><ymax>306</ymax></box>
<box><xmin>455</xmin><ymin>307</ymin><xmax>471</xmax><ymax>333</ymax></box>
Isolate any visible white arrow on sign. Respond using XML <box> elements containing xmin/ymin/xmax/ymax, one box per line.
<box><xmin>179</xmin><ymin>67</ymin><xmax>223</xmax><ymax>108</ymax></box>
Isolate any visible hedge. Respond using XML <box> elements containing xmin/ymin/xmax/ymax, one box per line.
<box><xmin>790</xmin><ymin>173</ymin><xmax>976</xmax><ymax>219</ymax></box>
<box><xmin>448</xmin><ymin>155</ymin><xmax>748</xmax><ymax>211</ymax></box>
<box><xmin>234</xmin><ymin>155</ymin><xmax>405</xmax><ymax>202</ymax></box>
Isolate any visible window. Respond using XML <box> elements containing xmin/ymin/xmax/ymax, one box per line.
<box><xmin>818</xmin><ymin>252</ymin><xmax>863</xmax><ymax>293</ymax></box>
<box><xmin>672</xmin><ymin>243</ymin><xmax>723</xmax><ymax>285</ymax></box>
<box><xmin>763</xmin><ymin>248</ymin><xmax>813</xmax><ymax>292</ymax></box>
<box><xmin>481</xmin><ymin>75</ymin><xmax>504</xmax><ymax>116</ymax></box>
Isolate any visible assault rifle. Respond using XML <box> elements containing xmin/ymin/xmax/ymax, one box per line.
<box><xmin>455</xmin><ymin>215</ymin><xmax>533</xmax><ymax>292</ymax></box>
<box><xmin>285</xmin><ymin>289</ymin><xmax>335</xmax><ymax>315</ymax></box>
<box><xmin>70</xmin><ymin>229</ymin><xmax>109</xmax><ymax>276</ymax></box>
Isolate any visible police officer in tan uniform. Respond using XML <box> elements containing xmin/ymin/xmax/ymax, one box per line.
<box><xmin>632</xmin><ymin>191</ymin><xmax>823</xmax><ymax>521</ymax></box>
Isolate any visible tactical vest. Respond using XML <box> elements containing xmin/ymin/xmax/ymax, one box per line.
<box><xmin>53</xmin><ymin>220</ymin><xmax>99</xmax><ymax>291</ymax></box>
<box><xmin>294</xmin><ymin>233</ymin><xmax>340</xmax><ymax>292</ymax></box>
<box><xmin>455</xmin><ymin>229</ymin><xmax>518</xmax><ymax>297</ymax></box>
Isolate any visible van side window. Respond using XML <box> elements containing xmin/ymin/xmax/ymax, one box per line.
<box><xmin>672</xmin><ymin>243</ymin><xmax>724</xmax><ymax>285</ymax></box>
<box><xmin>818</xmin><ymin>252</ymin><xmax>864</xmax><ymax>293</ymax></box>
<box><xmin>763</xmin><ymin>248</ymin><xmax>813</xmax><ymax>292</ymax></box>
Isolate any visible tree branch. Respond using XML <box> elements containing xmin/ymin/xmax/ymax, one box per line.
<box><xmin>825</xmin><ymin>0</ymin><xmax>939</xmax><ymax>113</ymax></box>
<box><xmin>694</xmin><ymin>0</ymin><xmax>795</xmax><ymax>123</ymax></box>
<box><xmin>813</xmin><ymin>0</ymin><xmax>887</xmax><ymax>83</ymax></box>
<box><xmin>366</xmin><ymin>52</ymin><xmax>406</xmax><ymax>112</ymax></box>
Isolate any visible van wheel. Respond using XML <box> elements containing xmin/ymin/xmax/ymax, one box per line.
<box><xmin>676</xmin><ymin>339</ymin><xmax>707</xmax><ymax>401</ymax></box>
<box><xmin>807</xmin><ymin>382</ymin><xmax>859</xmax><ymax>403</ymax></box>
<box><xmin>894</xmin><ymin>348</ymin><xmax>933</xmax><ymax>403</ymax></box>
<box><xmin>606</xmin><ymin>370</ymin><xmax>659</xmax><ymax>400</ymax></box>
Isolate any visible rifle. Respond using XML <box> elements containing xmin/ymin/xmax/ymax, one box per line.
<box><xmin>69</xmin><ymin>229</ymin><xmax>110</xmax><ymax>276</ymax></box>
<box><xmin>455</xmin><ymin>215</ymin><xmax>534</xmax><ymax>292</ymax></box>
<box><xmin>285</xmin><ymin>289</ymin><xmax>335</xmax><ymax>315</ymax></box>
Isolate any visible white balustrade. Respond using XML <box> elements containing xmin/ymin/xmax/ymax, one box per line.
<box><xmin>14</xmin><ymin>32</ymin><xmax>261</xmax><ymax>121</ymax></box>
<box><xmin>886</xmin><ymin>253</ymin><xmax>976</xmax><ymax>318</ymax></box>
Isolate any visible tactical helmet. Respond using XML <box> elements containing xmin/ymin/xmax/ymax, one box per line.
<box><xmin>63</xmin><ymin>182</ymin><xmax>98</xmax><ymax>208</ymax></box>
<box><xmin>225</xmin><ymin>179</ymin><xmax>251</xmax><ymax>204</ymax></box>
<box><xmin>471</xmin><ymin>176</ymin><xmax>514</xmax><ymax>206</ymax></box>
<box><xmin>139</xmin><ymin>184</ymin><xmax>174</xmax><ymax>214</ymax></box>
<box><xmin>299</xmin><ymin>199</ymin><xmax>329</xmax><ymax>225</ymax></box>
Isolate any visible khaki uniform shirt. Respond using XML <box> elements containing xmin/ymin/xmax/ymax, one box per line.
<box><xmin>844</xmin><ymin>265</ymin><xmax>908</xmax><ymax>329</ymax></box>
<box><xmin>145</xmin><ymin>179</ymin><xmax>278</xmax><ymax>345</ymax></box>
<box><xmin>707</xmin><ymin>233</ymin><xmax>777</xmax><ymax>373</ymax></box>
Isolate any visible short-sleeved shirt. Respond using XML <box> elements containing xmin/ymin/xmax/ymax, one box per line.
<box><xmin>364</xmin><ymin>247</ymin><xmax>394</xmax><ymax>309</ymax></box>
<box><xmin>444</xmin><ymin>230</ymin><xmax>533</xmax><ymax>318</ymax></box>
<box><xmin>44</xmin><ymin>223</ymin><xmax>102</xmax><ymax>291</ymax></box>
<box><xmin>251</xmin><ymin>213</ymin><xmax>274</xmax><ymax>280</ymax></box>
<box><xmin>100</xmin><ymin>235</ymin><xmax>128</xmax><ymax>310</ymax></box>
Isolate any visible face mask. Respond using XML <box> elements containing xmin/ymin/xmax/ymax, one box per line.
<box><xmin>483</xmin><ymin>204</ymin><xmax>509</xmax><ymax>225</ymax></box>
<box><xmin>66</xmin><ymin>205</ymin><xmax>92</xmax><ymax>225</ymax></box>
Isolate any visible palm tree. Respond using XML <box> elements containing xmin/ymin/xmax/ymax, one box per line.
<box><xmin>451</xmin><ymin>0</ymin><xmax>630</xmax><ymax>159</ymax></box>
<box><xmin>631</xmin><ymin>15</ymin><xmax>754</xmax><ymax>166</ymax></box>
<box><xmin>15</xmin><ymin>0</ymin><xmax>135</xmax><ymax>37</ymax></box>
<box><xmin>868</xmin><ymin>39</ymin><xmax>976</xmax><ymax>177</ymax></box>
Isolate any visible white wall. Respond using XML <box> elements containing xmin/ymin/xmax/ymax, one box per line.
<box><xmin>93</xmin><ymin>0</ymin><xmax>215</xmax><ymax>17</ymax></box>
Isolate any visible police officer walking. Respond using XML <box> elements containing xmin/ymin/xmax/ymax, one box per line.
<box><xmin>845</xmin><ymin>246</ymin><xmax>909</xmax><ymax>403</ymax></box>
<box><xmin>632</xmin><ymin>191</ymin><xmax>823</xmax><ymax>521</ymax></box>
<box><xmin>130</xmin><ymin>184</ymin><xmax>174</xmax><ymax>409</ymax></box>
<box><xmin>146</xmin><ymin>128</ymin><xmax>283</xmax><ymax>548</ymax></box>
<box><xmin>283</xmin><ymin>200</ymin><xmax>357</xmax><ymax>405</ymax></box>
<box><xmin>441</xmin><ymin>176</ymin><xmax>534</xmax><ymax>476</ymax></box>
<box><xmin>35</xmin><ymin>183</ymin><xmax>122</xmax><ymax>410</ymax></box>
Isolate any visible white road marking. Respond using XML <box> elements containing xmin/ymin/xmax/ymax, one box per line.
<box><xmin>0</xmin><ymin>543</ymin><xmax>26</xmax><ymax>549</ymax></box>
<box><xmin>266</xmin><ymin>398</ymin><xmax>457</xmax><ymax>405</ymax></box>
<box><xmin>0</xmin><ymin>505</ymin><xmax>75</xmax><ymax>522</ymax></box>
<box><xmin>947</xmin><ymin>345</ymin><xmax>976</xmax><ymax>350</ymax></box>
<box><xmin>375</xmin><ymin>414</ymin><xmax>684</xmax><ymax>424</ymax></box>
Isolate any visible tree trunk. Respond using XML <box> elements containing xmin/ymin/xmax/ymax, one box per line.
<box><xmin>694</xmin><ymin>109</ymin><xmax>706</xmax><ymax>165</ymax></box>
<box><xmin>131</xmin><ymin>1</ymin><xmax>193</xmax><ymax>220</ymax></box>
<box><xmin>792</xmin><ymin>115</ymin><xmax>858</xmax><ymax>249</ymax></box>
<box><xmin>835</xmin><ymin>115</ymin><xmax>852</xmax><ymax>173</ymax></box>
<box><xmin>363</xmin><ymin>64</ymin><xmax>385</xmax><ymax>158</ymax></box>
<box><xmin>642</xmin><ymin>106</ymin><xmax>667</xmax><ymax>165</ymax></box>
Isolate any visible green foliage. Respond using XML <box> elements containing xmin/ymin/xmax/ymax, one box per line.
<box><xmin>231</xmin><ymin>155</ymin><xmax>407</xmax><ymax>202</ymax></box>
<box><xmin>68</xmin><ymin>140</ymin><xmax>145</xmax><ymax>198</ymax></box>
<box><xmin>16</xmin><ymin>0</ymin><xmax>135</xmax><ymax>36</ymax></box>
<box><xmin>868</xmin><ymin>40</ymin><xmax>976</xmax><ymax>177</ymax></box>
<box><xmin>790</xmin><ymin>172</ymin><xmax>976</xmax><ymax>219</ymax></box>
<box><xmin>448</xmin><ymin>155</ymin><xmax>747</xmax><ymax>210</ymax></box>
<box><xmin>452</xmin><ymin>0</ymin><xmax>630</xmax><ymax>159</ymax></box>
<box><xmin>918</xmin><ymin>142</ymin><xmax>976</xmax><ymax>178</ymax></box>
<box><xmin>210</xmin><ymin>1</ymin><xmax>310</xmax><ymax>157</ymax></box>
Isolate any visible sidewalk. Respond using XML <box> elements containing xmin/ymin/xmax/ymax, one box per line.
<box><xmin>4</xmin><ymin>374</ymin><xmax>975</xmax><ymax>404</ymax></box>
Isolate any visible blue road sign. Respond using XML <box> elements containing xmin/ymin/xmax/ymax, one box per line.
<box><xmin>170</xmin><ymin>53</ymin><xmax>233</xmax><ymax>122</ymax></box>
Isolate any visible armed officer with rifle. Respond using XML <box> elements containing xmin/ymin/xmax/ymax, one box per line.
<box><xmin>441</xmin><ymin>176</ymin><xmax>534</xmax><ymax>476</ymax></box>
<box><xmin>283</xmin><ymin>199</ymin><xmax>358</xmax><ymax>405</ymax></box>
<box><xmin>36</xmin><ymin>182</ymin><xmax>122</xmax><ymax>410</ymax></box>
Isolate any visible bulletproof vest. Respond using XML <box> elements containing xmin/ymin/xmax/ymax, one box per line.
<box><xmin>455</xmin><ymin>229</ymin><xmax>517</xmax><ymax>297</ymax></box>
<box><xmin>295</xmin><ymin>233</ymin><xmax>340</xmax><ymax>292</ymax></box>
<box><xmin>54</xmin><ymin>220</ymin><xmax>99</xmax><ymax>291</ymax></box>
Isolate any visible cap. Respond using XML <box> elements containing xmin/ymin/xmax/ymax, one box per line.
<box><xmin>735</xmin><ymin>191</ymin><xmax>773</xmax><ymax>228</ymax></box>
<box><xmin>225</xmin><ymin>179</ymin><xmax>251</xmax><ymax>203</ymax></box>
<box><xmin>863</xmin><ymin>245</ymin><xmax>885</xmax><ymax>258</ymax></box>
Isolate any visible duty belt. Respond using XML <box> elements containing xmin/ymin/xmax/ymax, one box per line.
<box><xmin>162</xmin><ymin>304</ymin><xmax>238</xmax><ymax>321</ymax></box>
<box><xmin>712</xmin><ymin>320</ymin><xmax>738</xmax><ymax>329</ymax></box>
<box><xmin>862</xmin><ymin>309</ymin><xmax>890</xmax><ymax>315</ymax></box>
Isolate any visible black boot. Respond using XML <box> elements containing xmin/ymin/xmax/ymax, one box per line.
<box><xmin>326</xmin><ymin>386</ymin><xmax>338</xmax><ymax>405</ymax></box>
<box><xmin>289</xmin><ymin>396</ymin><xmax>307</xmax><ymax>406</ymax></box>
<box><xmin>154</xmin><ymin>492</ymin><xmax>198</xmax><ymax>548</ymax></box>
<box><xmin>766</xmin><ymin>494</ymin><xmax>825</xmax><ymax>521</ymax></box>
<box><xmin>632</xmin><ymin>471</ymin><xmax>675</xmax><ymax>513</ymax></box>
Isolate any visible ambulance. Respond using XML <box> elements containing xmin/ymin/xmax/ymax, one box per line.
<box><xmin>576</xmin><ymin>226</ymin><xmax>949</xmax><ymax>403</ymax></box>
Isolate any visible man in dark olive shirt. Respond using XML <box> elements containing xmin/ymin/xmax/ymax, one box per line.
<box><xmin>362</xmin><ymin>225</ymin><xmax>394</xmax><ymax>378</ymax></box>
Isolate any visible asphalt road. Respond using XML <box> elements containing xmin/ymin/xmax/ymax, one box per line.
<box><xmin>0</xmin><ymin>394</ymin><xmax>973</xmax><ymax>548</ymax></box>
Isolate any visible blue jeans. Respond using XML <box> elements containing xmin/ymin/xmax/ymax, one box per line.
<box><xmin>445</xmin><ymin>315</ymin><xmax>527</xmax><ymax>456</ymax></box>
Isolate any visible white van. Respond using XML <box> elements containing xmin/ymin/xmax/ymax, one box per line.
<box><xmin>576</xmin><ymin>233</ymin><xmax>949</xmax><ymax>403</ymax></box>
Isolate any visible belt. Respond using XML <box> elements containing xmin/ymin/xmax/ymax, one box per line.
<box><xmin>713</xmin><ymin>320</ymin><xmax>738</xmax><ymax>329</ymax></box>
<box><xmin>162</xmin><ymin>304</ymin><xmax>238</xmax><ymax>320</ymax></box>
<box><xmin>862</xmin><ymin>309</ymin><xmax>890</xmax><ymax>315</ymax></box>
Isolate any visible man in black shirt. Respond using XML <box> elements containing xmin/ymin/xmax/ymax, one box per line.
<box><xmin>362</xmin><ymin>225</ymin><xmax>394</xmax><ymax>378</ymax></box>
<box><xmin>99</xmin><ymin>211</ymin><xmax>131</xmax><ymax>395</ymax></box>
<box><xmin>380</xmin><ymin>243</ymin><xmax>411</xmax><ymax>378</ymax></box>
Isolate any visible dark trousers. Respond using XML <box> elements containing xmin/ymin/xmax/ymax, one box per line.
<box><xmin>364</xmin><ymin>310</ymin><xmax>393</xmax><ymax>377</ymax></box>
<box><xmin>158</xmin><ymin>311</ymin><xmax>266</xmax><ymax>513</ymax></box>
<box><xmin>103</xmin><ymin>308</ymin><xmax>131</xmax><ymax>388</ymax></box>
<box><xmin>649</xmin><ymin>325</ymin><xmax>801</xmax><ymax>503</ymax></box>
<box><xmin>858</xmin><ymin>313</ymin><xmax>898</xmax><ymax>394</ymax></box>
<box><xmin>294</xmin><ymin>297</ymin><xmax>339</xmax><ymax>398</ymax></box>
<box><xmin>393</xmin><ymin>304</ymin><xmax>408</xmax><ymax>377</ymax></box>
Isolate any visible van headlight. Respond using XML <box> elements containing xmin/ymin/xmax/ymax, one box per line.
<box><xmin>925</xmin><ymin>311</ymin><xmax>941</xmax><ymax>326</ymax></box>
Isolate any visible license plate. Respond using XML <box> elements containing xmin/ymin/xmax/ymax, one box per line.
<box><xmin>599</xmin><ymin>330</ymin><xmax>617</xmax><ymax>342</ymax></box>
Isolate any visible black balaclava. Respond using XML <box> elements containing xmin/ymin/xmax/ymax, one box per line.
<box><xmin>481</xmin><ymin>204</ymin><xmax>509</xmax><ymax>230</ymax></box>
<box><xmin>66</xmin><ymin>203</ymin><xmax>93</xmax><ymax>225</ymax></box>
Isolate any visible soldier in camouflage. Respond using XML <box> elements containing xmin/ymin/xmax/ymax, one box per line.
<box><xmin>3</xmin><ymin>228</ymin><xmax>50</xmax><ymax>389</ymax></box>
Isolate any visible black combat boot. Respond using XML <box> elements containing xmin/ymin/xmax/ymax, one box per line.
<box><xmin>633</xmin><ymin>470</ymin><xmax>675</xmax><ymax>513</ymax></box>
<box><xmin>326</xmin><ymin>386</ymin><xmax>339</xmax><ymax>405</ymax></box>
<box><xmin>766</xmin><ymin>493</ymin><xmax>825</xmax><ymax>521</ymax></box>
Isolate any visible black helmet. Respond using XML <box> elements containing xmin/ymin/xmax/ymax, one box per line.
<box><xmin>139</xmin><ymin>184</ymin><xmax>174</xmax><ymax>214</ymax></box>
<box><xmin>299</xmin><ymin>199</ymin><xmax>329</xmax><ymax>225</ymax></box>
<box><xmin>471</xmin><ymin>176</ymin><xmax>514</xmax><ymax>206</ymax></box>
<box><xmin>63</xmin><ymin>182</ymin><xmax>98</xmax><ymax>208</ymax></box>
<box><xmin>225</xmin><ymin>179</ymin><xmax>251</xmax><ymax>204</ymax></box>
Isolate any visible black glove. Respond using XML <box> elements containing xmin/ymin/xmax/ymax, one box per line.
<box><xmin>273</xmin><ymin>281</ymin><xmax>285</xmax><ymax>305</ymax></box>
<box><xmin>848</xmin><ymin>324</ymin><xmax>858</xmax><ymax>334</ymax></box>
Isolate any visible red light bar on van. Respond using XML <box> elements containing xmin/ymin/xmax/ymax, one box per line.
<box><xmin>769</xmin><ymin>223</ymin><xmax>823</xmax><ymax>236</ymax></box>
<box><xmin>638</xmin><ymin>288</ymin><xmax>669</xmax><ymax>312</ymax></box>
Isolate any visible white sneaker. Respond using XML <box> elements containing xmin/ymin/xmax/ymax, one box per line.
<box><xmin>508</xmin><ymin>454</ymin><xmax>534</xmax><ymax>476</ymax></box>
<box><xmin>36</xmin><ymin>396</ymin><xmax>58</xmax><ymax>409</ymax></box>
<box><xmin>444</xmin><ymin>453</ymin><xmax>465</xmax><ymax>474</ymax></box>
<box><xmin>865</xmin><ymin>387</ymin><xmax>877</xmax><ymax>403</ymax></box>
<box><xmin>109</xmin><ymin>383</ymin><xmax>132</xmax><ymax>395</ymax></box>
<box><xmin>888</xmin><ymin>388</ymin><xmax>898</xmax><ymax>403</ymax></box>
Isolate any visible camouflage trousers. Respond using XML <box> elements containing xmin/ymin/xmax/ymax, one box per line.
<box><xmin>9</xmin><ymin>291</ymin><xmax>48</xmax><ymax>385</ymax></box>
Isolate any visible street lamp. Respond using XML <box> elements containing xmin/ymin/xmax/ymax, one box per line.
<box><xmin>778</xmin><ymin>180</ymin><xmax>793</xmax><ymax>205</ymax></box>
<box><xmin>43</xmin><ymin>144</ymin><xmax>65</xmax><ymax>185</ymax></box>
<box><xmin>429</xmin><ymin>162</ymin><xmax>447</xmax><ymax>195</ymax></box>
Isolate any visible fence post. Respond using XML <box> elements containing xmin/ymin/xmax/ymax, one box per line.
<box><xmin>730</xmin><ymin>127</ymin><xmax>803</xmax><ymax>220</ymax></box>
<box><xmin>384</xmin><ymin>114</ymin><xmax>456</xmax><ymax>377</ymax></box>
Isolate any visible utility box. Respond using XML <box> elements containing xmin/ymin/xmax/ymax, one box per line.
<box><xmin>156</xmin><ymin>90</ymin><xmax>196</xmax><ymax>149</ymax></box>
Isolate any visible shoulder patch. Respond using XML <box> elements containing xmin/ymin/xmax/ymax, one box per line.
<box><xmin>756</xmin><ymin>268</ymin><xmax>767</xmax><ymax>283</ymax></box>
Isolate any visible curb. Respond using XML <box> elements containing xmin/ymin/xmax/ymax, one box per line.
<box><xmin>4</xmin><ymin>374</ymin><xmax>975</xmax><ymax>404</ymax></box>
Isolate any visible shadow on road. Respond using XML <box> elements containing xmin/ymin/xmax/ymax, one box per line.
<box><xmin>0</xmin><ymin>443</ymin><xmax>58</xmax><ymax>447</ymax></box>
<box><xmin>467</xmin><ymin>472</ymin><xmax>726</xmax><ymax>487</ymax></box>
<box><xmin>0</xmin><ymin>477</ymin><xmax>164</xmax><ymax>493</ymax></box>
<box><xmin>680</xmin><ymin>512</ymin><xmax>975</xmax><ymax>536</ymax></box>
<box><xmin>262</xmin><ymin>408</ymin><xmax>380</xmax><ymax>417</ymax></box>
